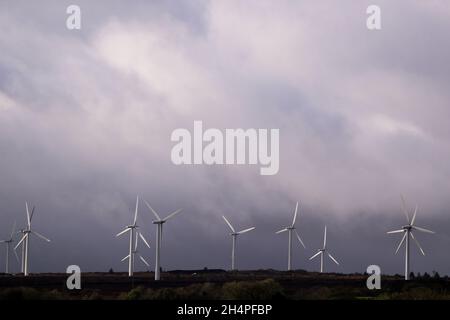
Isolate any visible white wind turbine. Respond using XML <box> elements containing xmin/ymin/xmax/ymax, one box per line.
<box><xmin>120</xmin><ymin>230</ymin><xmax>151</xmax><ymax>273</ymax></box>
<box><xmin>309</xmin><ymin>226</ymin><xmax>340</xmax><ymax>273</ymax></box>
<box><xmin>0</xmin><ymin>221</ymin><xmax>21</xmax><ymax>274</ymax></box>
<box><xmin>116</xmin><ymin>196</ymin><xmax>151</xmax><ymax>276</ymax></box>
<box><xmin>14</xmin><ymin>203</ymin><xmax>50</xmax><ymax>276</ymax></box>
<box><xmin>131</xmin><ymin>229</ymin><xmax>151</xmax><ymax>269</ymax></box>
<box><xmin>387</xmin><ymin>196</ymin><xmax>435</xmax><ymax>280</ymax></box>
<box><xmin>276</xmin><ymin>202</ymin><xmax>306</xmax><ymax>271</ymax></box>
<box><xmin>144</xmin><ymin>200</ymin><xmax>182</xmax><ymax>281</ymax></box>
<box><xmin>222</xmin><ymin>216</ymin><xmax>255</xmax><ymax>271</ymax></box>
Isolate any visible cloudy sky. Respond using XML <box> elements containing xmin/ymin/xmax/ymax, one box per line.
<box><xmin>0</xmin><ymin>0</ymin><xmax>449</xmax><ymax>276</ymax></box>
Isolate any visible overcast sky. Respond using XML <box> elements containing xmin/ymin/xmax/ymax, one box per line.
<box><xmin>0</xmin><ymin>0</ymin><xmax>449</xmax><ymax>276</ymax></box>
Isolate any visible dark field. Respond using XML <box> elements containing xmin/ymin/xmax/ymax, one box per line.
<box><xmin>0</xmin><ymin>270</ymin><xmax>449</xmax><ymax>300</ymax></box>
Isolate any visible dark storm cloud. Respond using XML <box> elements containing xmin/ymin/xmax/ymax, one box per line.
<box><xmin>0</xmin><ymin>0</ymin><xmax>449</xmax><ymax>276</ymax></box>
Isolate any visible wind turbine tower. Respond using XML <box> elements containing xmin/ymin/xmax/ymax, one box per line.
<box><xmin>309</xmin><ymin>226</ymin><xmax>340</xmax><ymax>273</ymax></box>
<box><xmin>14</xmin><ymin>203</ymin><xmax>50</xmax><ymax>276</ymax></box>
<box><xmin>144</xmin><ymin>200</ymin><xmax>182</xmax><ymax>281</ymax></box>
<box><xmin>276</xmin><ymin>202</ymin><xmax>306</xmax><ymax>271</ymax></box>
<box><xmin>222</xmin><ymin>215</ymin><xmax>255</xmax><ymax>271</ymax></box>
<box><xmin>387</xmin><ymin>196</ymin><xmax>435</xmax><ymax>280</ymax></box>
<box><xmin>116</xmin><ymin>196</ymin><xmax>151</xmax><ymax>276</ymax></box>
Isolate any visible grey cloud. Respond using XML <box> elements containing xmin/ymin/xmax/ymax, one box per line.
<box><xmin>0</xmin><ymin>0</ymin><xmax>449</xmax><ymax>275</ymax></box>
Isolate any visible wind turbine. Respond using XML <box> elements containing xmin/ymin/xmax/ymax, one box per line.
<box><xmin>133</xmin><ymin>230</ymin><xmax>151</xmax><ymax>269</ymax></box>
<box><xmin>116</xmin><ymin>196</ymin><xmax>151</xmax><ymax>276</ymax></box>
<box><xmin>14</xmin><ymin>203</ymin><xmax>50</xmax><ymax>276</ymax></box>
<box><xmin>387</xmin><ymin>196</ymin><xmax>435</xmax><ymax>280</ymax></box>
<box><xmin>144</xmin><ymin>200</ymin><xmax>182</xmax><ymax>281</ymax></box>
<box><xmin>309</xmin><ymin>226</ymin><xmax>339</xmax><ymax>273</ymax></box>
<box><xmin>275</xmin><ymin>202</ymin><xmax>306</xmax><ymax>271</ymax></box>
<box><xmin>0</xmin><ymin>221</ymin><xmax>20</xmax><ymax>274</ymax></box>
<box><xmin>222</xmin><ymin>216</ymin><xmax>255</xmax><ymax>271</ymax></box>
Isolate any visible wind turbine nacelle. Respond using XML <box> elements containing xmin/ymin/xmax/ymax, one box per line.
<box><xmin>153</xmin><ymin>220</ymin><xmax>163</xmax><ymax>225</ymax></box>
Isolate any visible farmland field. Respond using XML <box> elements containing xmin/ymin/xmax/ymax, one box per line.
<box><xmin>1</xmin><ymin>270</ymin><xmax>449</xmax><ymax>300</ymax></box>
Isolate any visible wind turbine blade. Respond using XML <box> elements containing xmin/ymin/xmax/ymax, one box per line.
<box><xmin>10</xmin><ymin>221</ymin><xmax>17</xmax><ymax>239</ymax></box>
<box><xmin>0</xmin><ymin>240</ymin><xmax>6</xmax><ymax>243</ymax></box>
<box><xmin>26</xmin><ymin>202</ymin><xmax>31</xmax><ymax>228</ymax></box>
<box><xmin>32</xmin><ymin>231</ymin><xmax>51</xmax><ymax>242</ymax></box>
<box><xmin>116</xmin><ymin>228</ymin><xmax>130</xmax><ymax>237</ymax></box>
<box><xmin>14</xmin><ymin>234</ymin><xmax>27</xmax><ymax>250</ymax></box>
<box><xmin>395</xmin><ymin>232</ymin><xmax>407</xmax><ymax>254</ymax></box>
<box><xmin>323</xmin><ymin>226</ymin><xmax>327</xmax><ymax>248</ymax></box>
<box><xmin>327</xmin><ymin>252</ymin><xmax>340</xmax><ymax>265</ymax></box>
<box><xmin>163</xmin><ymin>209</ymin><xmax>182</xmax><ymax>222</ymax></box>
<box><xmin>139</xmin><ymin>255</ymin><xmax>150</xmax><ymax>267</ymax></box>
<box><xmin>121</xmin><ymin>254</ymin><xmax>130</xmax><ymax>262</ymax></box>
<box><xmin>291</xmin><ymin>202</ymin><xmax>299</xmax><ymax>227</ymax></box>
<box><xmin>30</xmin><ymin>206</ymin><xmax>35</xmax><ymax>223</ymax></box>
<box><xmin>309</xmin><ymin>251</ymin><xmax>321</xmax><ymax>260</ymax></box>
<box><xmin>139</xmin><ymin>232</ymin><xmax>151</xmax><ymax>248</ymax></box>
<box><xmin>387</xmin><ymin>229</ymin><xmax>404</xmax><ymax>234</ymax></box>
<box><xmin>133</xmin><ymin>196</ymin><xmax>139</xmax><ymax>226</ymax></box>
<box><xmin>275</xmin><ymin>228</ymin><xmax>288</xmax><ymax>234</ymax></box>
<box><xmin>294</xmin><ymin>230</ymin><xmax>306</xmax><ymax>248</ymax></box>
<box><xmin>144</xmin><ymin>200</ymin><xmax>161</xmax><ymax>221</ymax></box>
<box><xmin>14</xmin><ymin>247</ymin><xmax>20</xmax><ymax>265</ymax></box>
<box><xmin>410</xmin><ymin>205</ymin><xmax>418</xmax><ymax>226</ymax></box>
<box><xmin>222</xmin><ymin>216</ymin><xmax>235</xmax><ymax>233</ymax></box>
<box><xmin>412</xmin><ymin>226</ymin><xmax>435</xmax><ymax>234</ymax></box>
<box><xmin>135</xmin><ymin>231</ymin><xmax>139</xmax><ymax>251</ymax></box>
<box><xmin>410</xmin><ymin>232</ymin><xmax>425</xmax><ymax>256</ymax></box>
<box><xmin>237</xmin><ymin>227</ymin><xmax>255</xmax><ymax>235</ymax></box>
<box><xmin>400</xmin><ymin>194</ymin><xmax>410</xmax><ymax>223</ymax></box>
